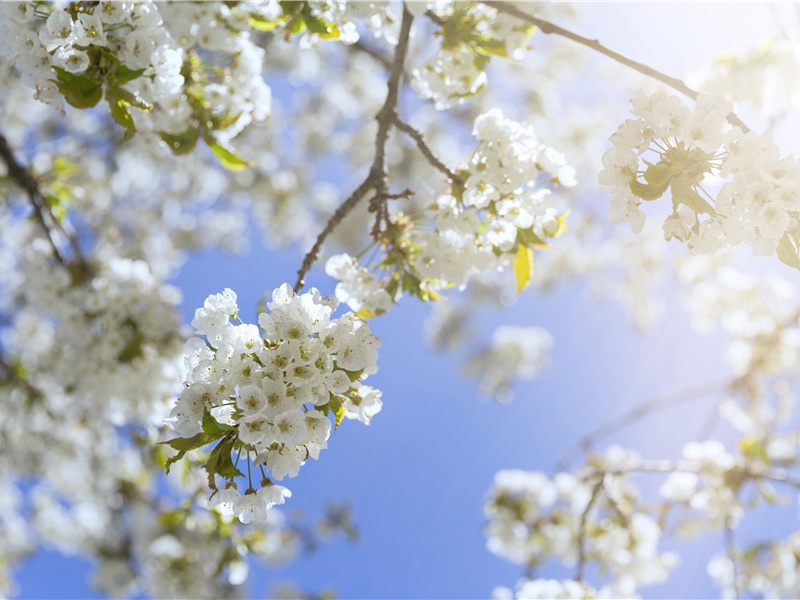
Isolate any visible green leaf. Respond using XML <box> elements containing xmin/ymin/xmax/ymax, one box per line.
<box><xmin>402</xmin><ymin>272</ymin><xmax>421</xmax><ymax>295</ymax></box>
<box><xmin>777</xmin><ymin>232</ymin><xmax>800</xmax><ymax>270</ymax></box>
<box><xmin>513</xmin><ymin>244</ymin><xmax>534</xmax><ymax>294</ymax></box>
<box><xmin>475</xmin><ymin>38</ymin><xmax>509</xmax><ymax>58</ymax></box>
<box><xmin>203</xmin><ymin>433</ymin><xmax>243</xmax><ymax>490</ymax></box>
<box><xmin>159</xmin><ymin>129</ymin><xmax>200</xmax><ymax>155</ymax></box>
<box><xmin>203</xmin><ymin>133</ymin><xmax>252</xmax><ymax>171</ymax></box>
<box><xmin>321</xmin><ymin>395</ymin><xmax>346</xmax><ymax>431</ymax></box>
<box><xmin>630</xmin><ymin>164</ymin><xmax>670</xmax><ymax>201</ymax></box>
<box><xmin>202</xmin><ymin>409</ymin><xmax>235</xmax><ymax>437</ymax></box>
<box><xmin>113</xmin><ymin>86</ymin><xmax>153</xmax><ymax>111</ymax></box>
<box><xmin>106</xmin><ymin>87</ymin><xmax>135</xmax><ymax>133</ymax></box>
<box><xmin>517</xmin><ymin>227</ymin><xmax>549</xmax><ymax>249</ymax></box>
<box><xmin>670</xmin><ymin>181</ymin><xmax>715</xmax><ymax>216</ymax></box>
<box><xmin>249</xmin><ymin>14</ymin><xmax>282</xmax><ymax>31</ymax></box>
<box><xmin>302</xmin><ymin>5</ymin><xmax>340</xmax><ymax>38</ymax></box>
<box><xmin>115</xmin><ymin>65</ymin><xmax>146</xmax><ymax>82</ymax></box>
<box><xmin>51</xmin><ymin>67</ymin><xmax>102</xmax><ymax>109</ymax></box>
<box><xmin>339</xmin><ymin>367</ymin><xmax>364</xmax><ymax>383</ymax></box>
<box><xmin>161</xmin><ymin>431</ymin><xmax>216</xmax><ymax>474</ymax></box>
<box><xmin>551</xmin><ymin>208</ymin><xmax>570</xmax><ymax>238</ymax></box>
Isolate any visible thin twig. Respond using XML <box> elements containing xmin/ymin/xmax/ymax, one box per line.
<box><xmin>555</xmin><ymin>379</ymin><xmax>730</xmax><ymax>473</ymax></box>
<box><xmin>609</xmin><ymin>460</ymin><xmax>800</xmax><ymax>489</ymax></box>
<box><xmin>0</xmin><ymin>131</ymin><xmax>92</xmax><ymax>278</ymax></box>
<box><xmin>294</xmin><ymin>6</ymin><xmax>415</xmax><ymax>292</ymax></box>
<box><xmin>351</xmin><ymin>39</ymin><xmax>392</xmax><ymax>70</ymax></box>
<box><xmin>392</xmin><ymin>115</ymin><xmax>461</xmax><ymax>183</ymax></box>
<box><xmin>294</xmin><ymin>178</ymin><xmax>372</xmax><ymax>293</ymax></box>
<box><xmin>482</xmin><ymin>2</ymin><xmax>750</xmax><ymax>132</ymax></box>
<box><xmin>368</xmin><ymin>5</ymin><xmax>414</xmax><ymax>231</ymax></box>
<box><xmin>0</xmin><ymin>133</ymin><xmax>68</xmax><ymax>265</ymax></box>
<box><xmin>576</xmin><ymin>475</ymin><xmax>604</xmax><ymax>583</ymax></box>
<box><xmin>725</xmin><ymin>524</ymin><xmax>741</xmax><ymax>600</ymax></box>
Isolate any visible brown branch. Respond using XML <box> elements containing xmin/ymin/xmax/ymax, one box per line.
<box><xmin>0</xmin><ymin>131</ymin><xmax>92</xmax><ymax>279</ymax></box>
<box><xmin>294</xmin><ymin>6</ymin><xmax>415</xmax><ymax>292</ymax></box>
<box><xmin>392</xmin><ymin>115</ymin><xmax>461</xmax><ymax>183</ymax></box>
<box><xmin>609</xmin><ymin>460</ymin><xmax>800</xmax><ymax>489</ymax></box>
<box><xmin>725</xmin><ymin>524</ymin><xmax>741</xmax><ymax>600</ymax></box>
<box><xmin>293</xmin><ymin>178</ymin><xmax>372</xmax><ymax>293</ymax></box>
<box><xmin>483</xmin><ymin>2</ymin><xmax>750</xmax><ymax>132</ymax></box>
<box><xmin>351</xmin><ymin>39</ymin><xmax>392</xmax><ymax>70</ymax></box>
<box><xmin>576</xmin><ymin>475</ymin><xmax>605</xmax><ymax>583</ymax></box>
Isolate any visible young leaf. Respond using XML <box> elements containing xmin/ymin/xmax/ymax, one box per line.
<box><xmin>203</xmin><ymin>133</ymin><xmax>252</xmax><ymax>171</ymax></box>
<box><xmin>114</xmin><ymin>65</ymin><xmax>146</xmax><ymax>82</ymax></box>
<box><xmin>52</xmin><ymin>67</ymin><xmax>102</xmax><ymax>109</ymax></box>
<box><xmin>106</xmin><ymin>87</ymin><xmax>135</xmax><ymax>134</ymax></box>
<box><xmin>160</xmin><ymin>129</ymin><xmax>200</xmax><ymax>155</ymax></box>
<box><xmin>777</xmin><ymin>232</ymin><xmax>800</xmax><ymax>271</ymax></box>
<box><xmin>203</xmin><ymin>433</ymin><xmax>244</xmax><ymax>486</ymax></box>
<box><xmin>161</xmin><ymin>431</ymin><xmax>215</xmax><ymax>474</ymax></box>
<box><xmin>333</xmin><ymin>400</ymin><xmax>346</xmax><ymax>431</ymax></box>
<box><xmin>551</xmin><ymin>209</ymin><xmax>570</xmax><ymax>238</ymax></box>
<box><xmin>513</xmin><ymin>244</ymin><xmax>534</xmax><ymax>294</ymax></box>
<box><xmin>202</xmin><ymin>409</ymin><xmax>235</xmax><ymax>437</ymax></box>
<box><xmin>475</xmin><ymin>38</ymin><xmax>509</xmax><ymax>58</ymax></box>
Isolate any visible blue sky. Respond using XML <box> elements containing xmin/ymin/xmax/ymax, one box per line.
<box><xmin>12</xmin><ymin>3</ymin><xmax>799</xmax><ymax>599</ymax></box>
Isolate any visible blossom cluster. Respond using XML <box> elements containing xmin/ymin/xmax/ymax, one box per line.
<box><xmin>600</xmin><ymin>91</ymin><xmax>800</xmax><ymax>263</ymax></box>
<box><xmin>680</xmin><ymin>256</ymin><xmax>800</xmax><ymax>377</ymax></box>
<box><xmin>464</xmin><ymin>325</ymin><xmax>553</xmax><ymax>402</ymax></box>
<box><xmin>323</xmin><ymin>109</ymin><xmax>573</xmax><ymax>315</ymax></box>
<box><xmin>484</xmin><ymin>452</ymin><xmax>678</xmax><ymax>597</ymax></box>
<box><xmin>166</xmin><ymin>285</ymin><xmax>381</xmax><ymax>522</ymax></box>
<box><xmin>410</xmin><ymin>3</ymin><xmax>566</xmax><ymax>110</ymax></box>
<box><xmin>658</xmin><ymin>441</ymin><xmax>744</xmax><ymax>532</ymax></box>
<box><xmin>413</xmin><ymin>109</ymin><xmax>574</xmax><ymax>286</ymax></box>
<box><xmin>0</xmin><ymin>1</ymin><xmax>273</xmax><ymax>157</ymax></box>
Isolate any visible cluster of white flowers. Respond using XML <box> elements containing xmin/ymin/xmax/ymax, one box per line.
<box><xmin>167</xmin><ymin>284</ymin><xmax>381</xmax><ymax>522</ymax></box>
<box><xmin>600</xmin><ymin>91</ymin><xmax>800</xmax><ymax>260</ymax></box>
<box><xmin>680</xmin><ymin>256</ymin><xmax>800</xmax><ymax>376</ymax></box>
<box><xmin>0</xmin><ymin>1</ymin><xmax>273</xmax><ymax>151</ymax></box>
<box><xmin>410</xmin><ymin>3</ymin><xmax>541</xmax><ymax>110</ymax></box>
<box><xmin>0</xmin><ymin>2</ymin><xmax>184</xmax><ymax>114</ymax></box>
<box><xmin>413</xmin><ymin>45</ymin><xmax>488</xmax><ymax>111</ymax></box>
<box><xmin>325</xmin><ymin>253</ymin><xmax>393</xmax><ymax>315</ymax></box>
<box><xmin>493</xmin><ymin>578</ymin><xmax>614</xmax><ymax>600</ymax></box>
<box><xmin>485</xmin><ymin>453</ymin><xmax>678</xmax><ymax>597</ymax></box>
<box><xmin>659</xmin><ymin>440</ymin><xmax>744</xmax><ymax>532</ymax></box>
<box><xmin>2</xmin><ymin>226</ymin><xmax>183</xmax><ymax>425</ymax></box>
<box><xmin>464</xmin><ymin>325</ymin><xmax>553</xmax><ymax>402</ymax></box>
<box><xmin>413</xmin><ymin>109</ymin><xmax>573</xmax><ymax>290</ymax></box>
<box><xmin>157</xmin><ymin>2</ymin><xmax>273</xmax><ymax>142</ymax></box>
<box><xmin>700</xmin><ymin>38</ymin><xmax>800</xmax><ymax>117</ymax></box>
<box><xmin>707</xmin><ymin>530</ymin><xmax>800</xmax><ymax>599</ymax></box>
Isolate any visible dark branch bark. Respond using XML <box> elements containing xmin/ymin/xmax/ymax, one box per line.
<box><xmin>483</xmin><ymin>2</ymin><xmax>750</xmax><ymax>132</ymax></box>
<box><xmin>392</xmin><ymin>115</ymin><xmax>461</xmax><ymax>183</ymax></box>
<box><xmin>294</xmin><ymin>6</ymin><xmax>415</xmax><ymax>292</ymax></box>
<box><xmin>0</xmin><ymin>131</ymin><xmax>92</xmax><ymax>278</ymax></box>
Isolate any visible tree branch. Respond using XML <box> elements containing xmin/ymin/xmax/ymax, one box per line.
<box><xmin>555</xmin><ymin>379</ymin><xmax>730</xmax><ymax>473</ymax></box>
<box><xmin>293</xmin><ymin>178</ymin><xmax>372</xmax><ymax>293</ymax></box>
<box><xmin>610</xmin><ymin>460</ymin><xmax>800</xmax><ymax>489</ymax></box>
<box><xmin>392</xmin><ymin>115</ymin><xmax>462</xmax><ymax>183</ymax></box>
<box><xmin>0</xmin><ymin>131</ymin><xmax>92</xmax><ymax>279</ymax></box>
<box><xmin>725</xmin><ymin>524</ymin><xmax>741</xmax><ymax>600</ymax></box>
<box><xmin>294</xmin><ymin>6</ymin><xmax>415</xmax><ymax>292</ymax></box>
<box><xmin>350</xmin><ymin>39</ymin><xmax>392</xmax><ymax>70</ymax></box>
<box><xmin>483</xmin><ymin>2</ymin><xmax>750</xmax><ymax>132</ymax></box>
<box><xmin>576</xmin><ymin>475</ymin><xmax>604</xmax><ymax>583</ymax></box>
